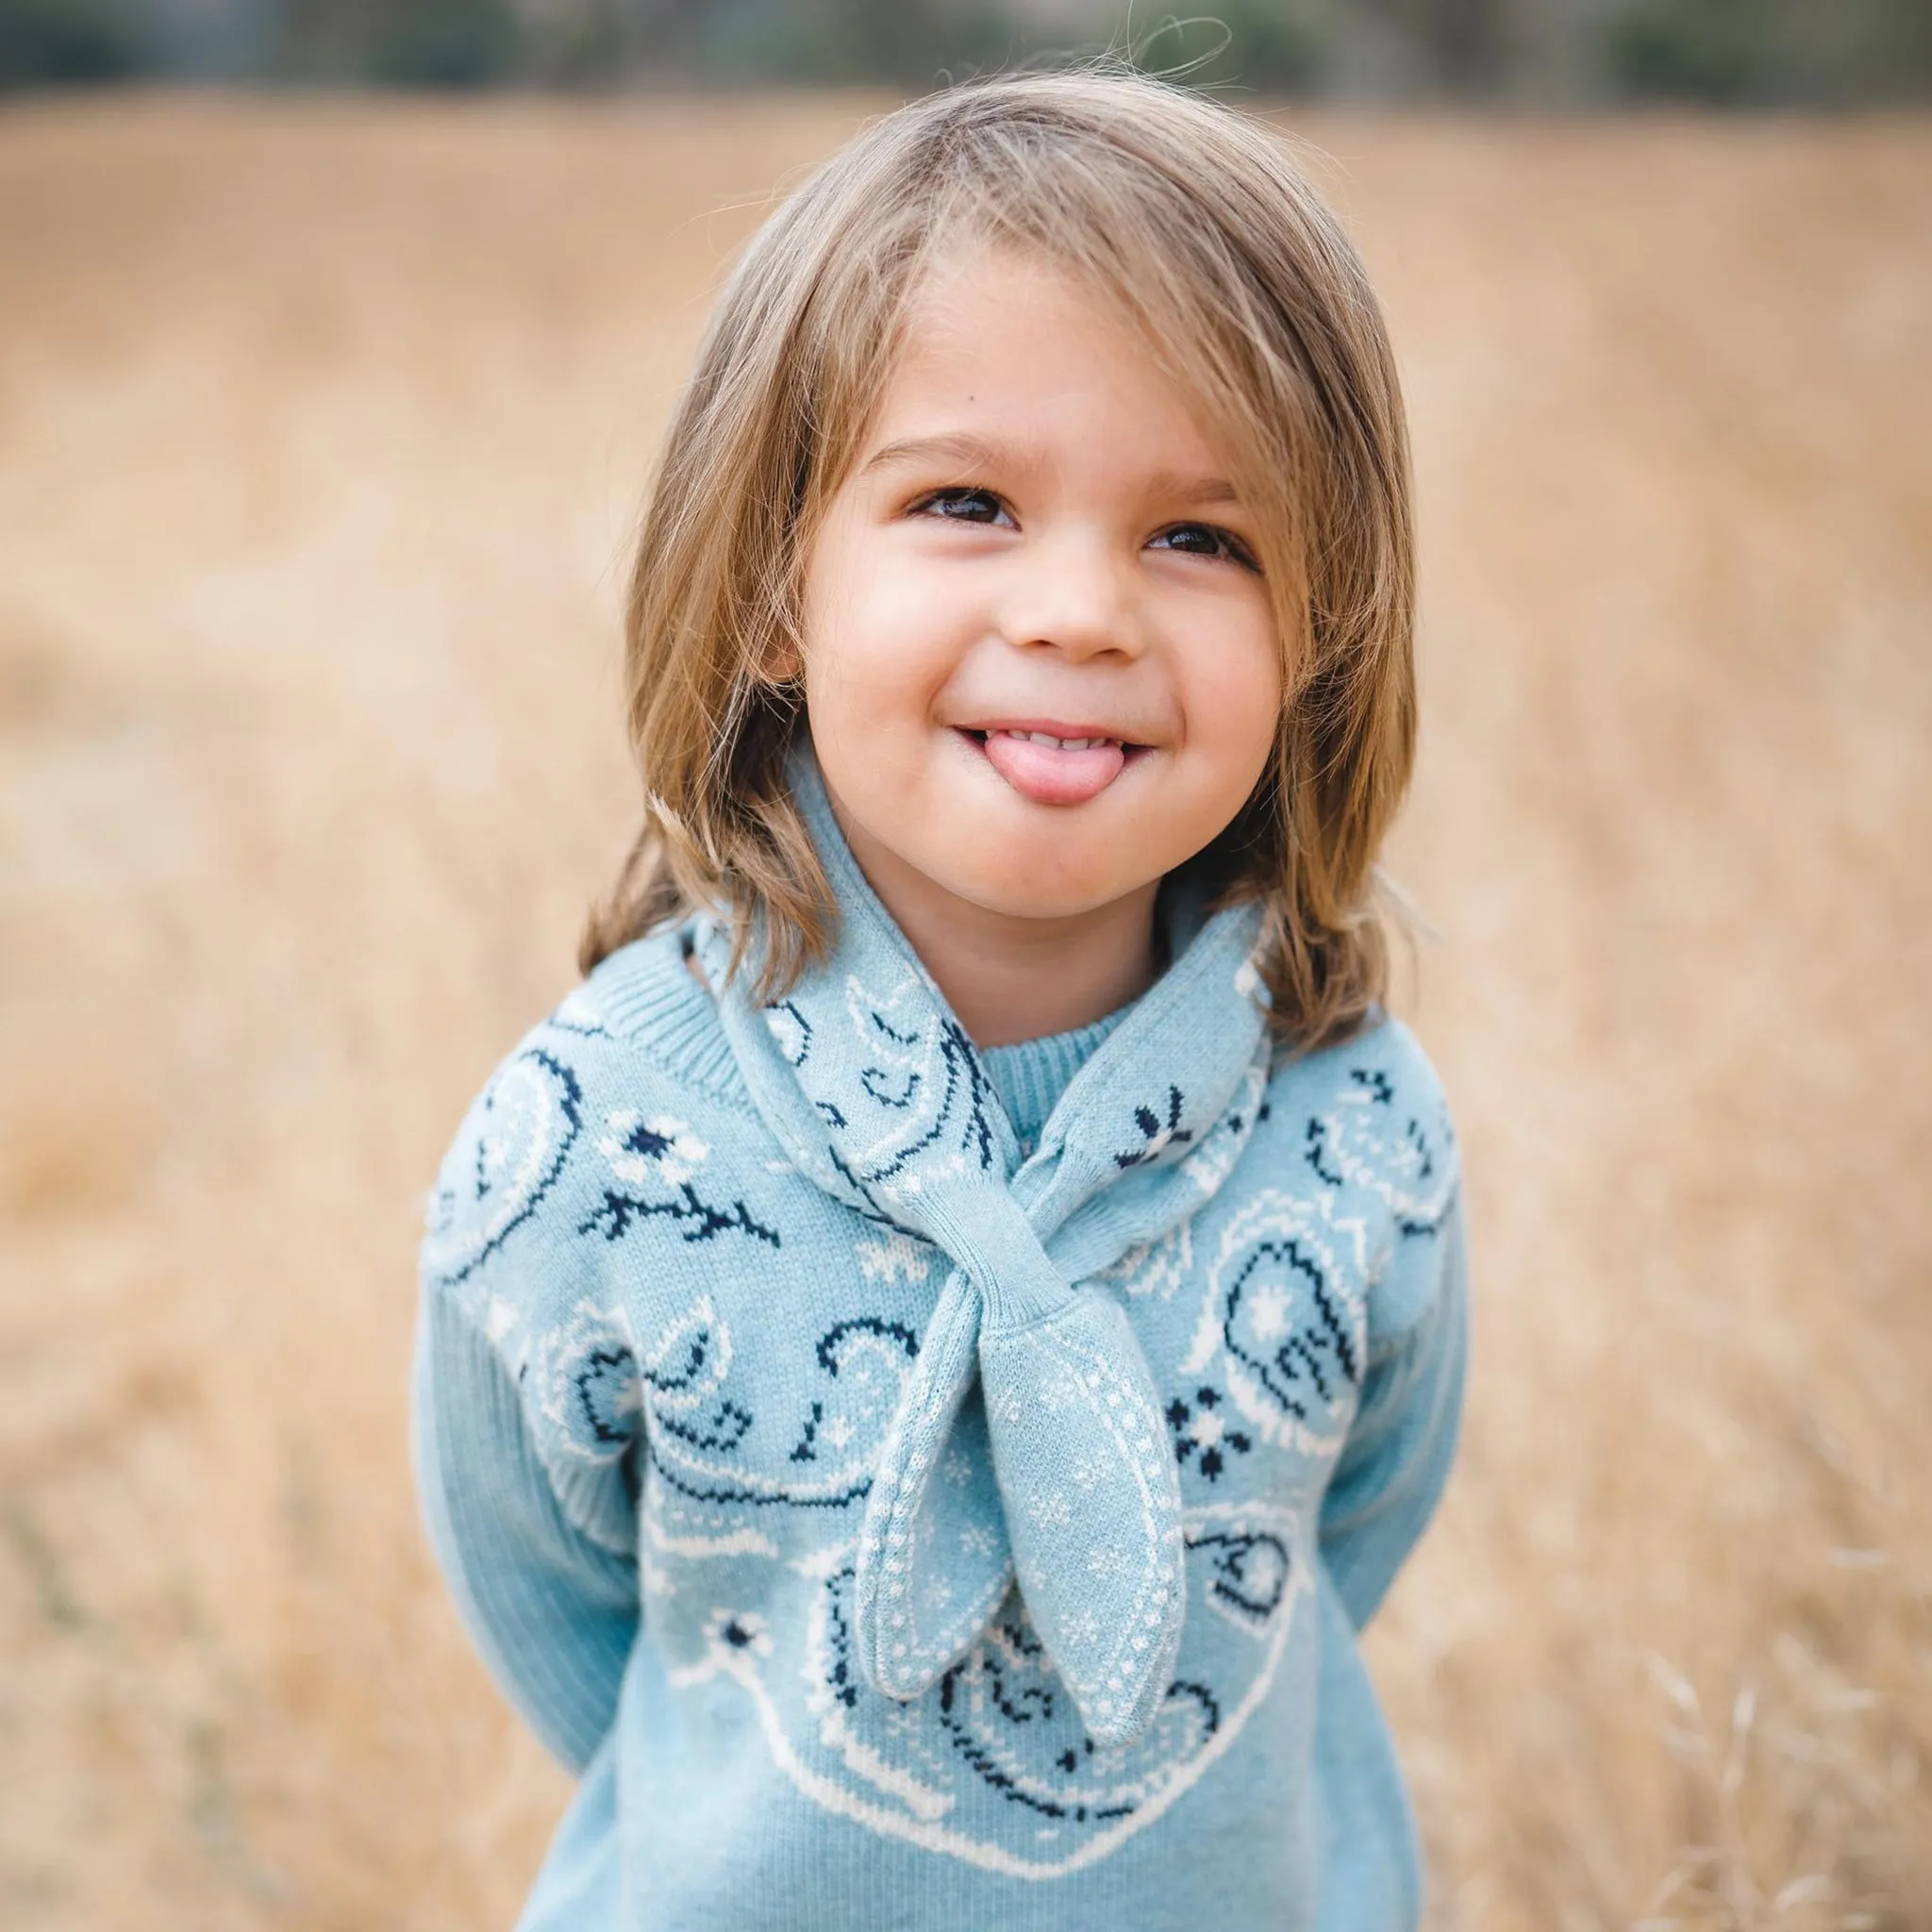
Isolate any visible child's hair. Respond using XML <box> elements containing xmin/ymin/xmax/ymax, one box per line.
<box><xmin>581</xmin><ymin>64</ymin><xmax>1416</xmax><ymax>1052</ymax></box>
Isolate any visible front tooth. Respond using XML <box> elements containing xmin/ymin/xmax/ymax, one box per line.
<box><xmin>1027</xmin><ymin>731</ymin><xmax>1060</xmax><ymax>747</ymax></box>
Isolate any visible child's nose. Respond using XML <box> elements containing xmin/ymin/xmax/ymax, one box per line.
<box><xmin>1001</xmin><ymin>534</ymin><xmax>1149</xmax><ymax>663</ymax></box>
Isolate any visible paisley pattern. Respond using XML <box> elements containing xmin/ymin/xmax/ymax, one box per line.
<box><xmin>1306</xmin><ymin>1066</ymin><xmax>1457</xmax><ymax>1236</ymax></box>
<box><xmin>1182</xmin><ymin>1191</ymin><xmax>1373</xmax><ymax>1458</ymax></box>
<box><xmin>422</xmin><ymin>1046</ymin><xmax>581</xmax><ymax>1286</ymax></box>
<box><xmin>659</xmin><ymin>1500</ymin><xmax>1308</xmax><ymax>1879</ymax></box>
<box><xmin>529</xmin><ymin>1297</ymin><xmax>641</xmax><ymax>1465</ymax></box>
<box><xmin>639</xmin><ymin>1295</ymin><xmax>920</xmax><ymax>1509</ymax></box>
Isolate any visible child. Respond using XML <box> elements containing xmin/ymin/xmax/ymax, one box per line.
<box><xmin>414</xmin><ymin>67</ymin><xmax>1466</xmax><ymax>1932</ymax></box>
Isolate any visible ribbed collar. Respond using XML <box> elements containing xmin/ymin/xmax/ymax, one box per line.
<box><xmin>920</xmin><ymin>844</ymin><xmax>1222</xmax><ymax>1155</ymax></box>
<box><xmin>979</xmin><ymin>1008</ymin><xmax>1128</xmax><ymax>1158</ymax></box>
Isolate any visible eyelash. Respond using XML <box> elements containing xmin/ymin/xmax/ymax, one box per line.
<box><xmin>908</xmin><ymin>487</ymin><xmax>1261</xmax><ymax>574</ymax></box>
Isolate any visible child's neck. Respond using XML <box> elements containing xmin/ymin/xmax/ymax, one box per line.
<box><xmin>833</xmin><ymin>813</ymin><xmax>1161</xmax><ymax>1049</ymax></box>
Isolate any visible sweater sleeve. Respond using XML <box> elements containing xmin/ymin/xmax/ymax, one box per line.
<box><xmin>409</xmin><ymin>1024</ymin><xmax>645</xmax><ymax>1775</ymax></box>
<box><xmin>1317</xmin><ymin>1192</ymin><xmax>1469</xmax><ymax>1631</ymax></box>
<box><xmin>412</xmin><ymin>1286</ymin><xmax>641</xmax><ymax>1773</ymax></box>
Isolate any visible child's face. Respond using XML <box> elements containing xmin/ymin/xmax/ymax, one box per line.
<box><xmin>795</xmin><ymin>245</ymin><xmax>1283</xmax><ymax>928</ymax></box>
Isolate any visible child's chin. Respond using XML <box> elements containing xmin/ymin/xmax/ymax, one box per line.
<box><xmin>947</xmin><ymin>851</ymin><xmax>1158</xmax><ymax>924</ymax></box>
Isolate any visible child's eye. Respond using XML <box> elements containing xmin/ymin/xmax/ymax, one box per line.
<box><xmin>910</xmin><ymin>487</ymin><xmax>1013</xmax><ymax>526</ymax></box>
<box><xmin>1149</xmin><ymin>523</ymin><xmax>1261</xmax><ymax>573</ymax></box>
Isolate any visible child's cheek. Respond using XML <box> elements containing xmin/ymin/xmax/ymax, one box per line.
<box><xmin>1181</xmin><ymin>602</ymin><xmax>1284</xmax><ymax>791</ymax></box>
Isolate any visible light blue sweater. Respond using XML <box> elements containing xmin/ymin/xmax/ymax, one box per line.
<box><xmin>413</xmin><ymin>766</ymin><xmax>1468</xmax><ymax>1931</ymax></box>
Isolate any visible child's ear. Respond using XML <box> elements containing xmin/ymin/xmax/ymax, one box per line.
<box><xmin>757</xmin><ymin>634</ymin><xmax>804</xmax><ymax>688</ymax></box>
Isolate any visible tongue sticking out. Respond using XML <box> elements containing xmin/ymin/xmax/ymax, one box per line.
<box><xmin>978</xmin><ymin>731</ymin><xmax>1127</xmax><ymax>807</ymax></box>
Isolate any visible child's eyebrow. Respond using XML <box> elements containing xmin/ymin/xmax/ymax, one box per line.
<box><xmin>859</xmin><ymin>431</ymin><xmax>1243</xmax><ymax>508</ymax></box>
<box><xmin>859</xmin><ymin>431</ymin><xmax>1008</xmax><ymax>476</ymax></box>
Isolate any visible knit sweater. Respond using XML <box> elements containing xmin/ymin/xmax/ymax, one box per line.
<box><xmin>412</xmin><ymin>799</ymin><xmax>1468</xmax><ymax>1932</ymax></box>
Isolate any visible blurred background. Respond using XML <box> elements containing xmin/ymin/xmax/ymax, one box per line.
<box><xmin>6</xmin><ymin>0</ymin><xmax>1932</xmax><ymax>97</ymax></box>
<box><xmin>1</xmin><ymin>4</ymin><xmax>1928</xmax><ymax>1929</ymax></box>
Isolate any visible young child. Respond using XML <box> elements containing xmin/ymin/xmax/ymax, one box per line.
<box><xmin>414</xmin><ymin>67</ymin><xmax>1466</xmax><ymax>1932</ymax></box>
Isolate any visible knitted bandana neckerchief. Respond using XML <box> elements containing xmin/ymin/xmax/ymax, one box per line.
<box><xmin>693</xmin><ymin>750</ymin><xmax>1273</xmax><ymax>1748</ymax></box>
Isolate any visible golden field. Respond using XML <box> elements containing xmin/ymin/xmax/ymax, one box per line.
<box><xmin>0</xmin><ymin>93</ymin><xmax>1927</xmax><ymax>1930</ymax></box>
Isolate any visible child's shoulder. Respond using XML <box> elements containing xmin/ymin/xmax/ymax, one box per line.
<box><xmin>1258</xmin><ymin>1009</ymin><xmax>1462</xmax><ymax>1339</ymax></box>
<box><xmin>1267</xmin><ymin>1008</ymin><xmax>1454</xmax><ymax>1131</ymax></box>
<box><xmin>478</xmin><ymin>919</ymin><xmax>752</xmax><ymax>1118</ymax></box>
<box><xmin>417</xmin><ymin>921</ymin><xmax>752</xmax><ymax>1307</ymax></box>
<box><xmin>566</xmin><ymin>919</ymin><xmax>753</xmax><ymax>1103</ymax></box>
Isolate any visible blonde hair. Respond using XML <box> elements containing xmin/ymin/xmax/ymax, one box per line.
<box><xmin>581</xmin><ymin>65</ymin><xmax>1416</xmax><ymax>1052</ymax></box>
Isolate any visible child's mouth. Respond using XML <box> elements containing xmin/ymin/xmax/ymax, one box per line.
<box><xmin>960</xmin><ymin>726</ymin><xmax>1141</xmax><ymax>807</ymax></box>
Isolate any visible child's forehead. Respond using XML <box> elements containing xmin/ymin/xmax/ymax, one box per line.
<box><xmin>893</xmin><ymin>242</ymin><xmax>1138</xmax><ymax>361</ymax></box>
<box><xmin>861</xmin><ymin>241</ymin><xmax>1247</xmax><ymax>472</ymax></box>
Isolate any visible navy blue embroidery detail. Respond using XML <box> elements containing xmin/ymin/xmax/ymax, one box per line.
<box><xmin>612</xmin><ymin>1117</ymin><xmax>678</xmax><ymax>1165</ymax></box>
<box><xmin>1304</xmin><ymin>1068</ymin><xmax>1455</xmax><ymax>1238</ymax></box>
<box><xmin>1187</xmin><ymin>1530</ymin><xmax>1290</xmax><ymax>1619</ymax></box>
<box><xmin>643</xmin><ymin>1313</ymin><xmax>921</xmax><ymax>1507</ymax></box>
<box><xmin>1223</xmin><ymin>1239</ymin><xmax>1359</xmax><ymax>1418</ymax></box>
<box><xmin>1389</xmin><ymin>1115</ymin><xmax>1451</xmax><ymax>1239</ymax></box>
<box><xmin>817</xmin><ymin>1315</ymin><xmax>921</xmax><ymax>1373</ymax></box>
<box><xmin>865</xmin><ymin>1009</ymin><xmax>922</xmax><ymax>1050</ymax></box>
<box><xmin>938</xmin><ymin>1633</ymin><xmax>1085</xmax><ymax>1820</ymax></box>
<box><xmin>933</xmin><ymin>1635</ymin><xmax>1220</xmax><ymax>1822</ymax></box>
<box><xmin>772</xmin><ymin>1000</ymin><xmax>812</xmax><ymax>1067</ymax></box>
<box><xmin>577</xmin><ymin>1182</ymin><xmax>781</xmax><ymax>1248</ymax></box>
<box><xmin>1165</xmin><ymin>1385</ymin><xmax>1253</xmax><ymax>1482</ymax></box>
<box><xmin>860</xmin><ymin>1065</ymin><xmax>919</xmax><ymax>1108</ymax></box>
<box><xmin>789</xmin><ymin>1318</ymin><xmax>920</xmax><ymax>1463</ymax></box>
<box><xmin>824</xmin><ymin>1018</ymin><xmax>1000</xmax><ymax>1217</ymax></box>
<box><xmin>824</xmin><ymin>1148</ymin><xmax>939</xmax><ymax>1243</ymax></box>
<box><xmin>427</xmin><ymin>1048</ymin><xmax>582</xmax><ymax>1285</ymax></box>
<box><xmin>1165</xmin><ymin>1679</ymin><xmax>1221</xmax><ymax>1740</ymax></box>
<box><xmin>643</xmin><ymin>1320</ymin><xmax>717</xmax><ymax>1398</ymax></box>
<box><xmin>809</xmin><ymin>1570</ymin><xmax>1228</xmax><ymax>1824</ymax></box>
<box><xmin>824</xmin><ymin>1568</ymin><xmax>860</xmax><ymax>1707</ymax></box>
<box><xmin>658</xmin><ymin>1400</ymin><xmax>754</xmax><ymax>1454</ymax></box>
<box><xmin>642</xmin><ymin>1439</ymin><xmax>874</xmax><ymax>1509</ymax></box>
<box><xmin>975</xmin><ymin>1624</ymin><xmax>1058</xmax><ymax>1728</ymax></box>
<box><xmin>640</xmin><ymin>1321</ymin><xmax>754</xmax><ymax>1455</ymax></box>
<box><xmin>558</xmin><ymin>1341</ymin><xmax>637</xmax><ymax>1448</ymax></box>
<box><xmin>789</xmin><ymin>1400</ymin><xmax>827</xmax><ymax>1463</ymax></box>
<box><xmin>1399</xmin><ymin>1178</ymin><xmax>1460</xmax><ymax>1241</ymax></box>
<box><xmin>1114</xmin><ymin>1085</ymin><xmax>1193</xmax><ymax>1169</ymax></box>
<box><xmin>817</xmin><ymin>1100</ymin><xmax>849</xmax><ymax>1129</ymax></box>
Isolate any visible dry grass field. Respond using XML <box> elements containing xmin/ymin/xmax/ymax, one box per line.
<box><xmin>0</xmin><ymin>92</ymin><xmax>1927</xmax><ymax>1930</ymax></box>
